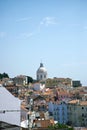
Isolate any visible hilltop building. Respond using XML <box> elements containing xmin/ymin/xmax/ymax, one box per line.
<box><xmin>71</xmin><ymin>80</ymin><xmax>82</xmax><ymax>87</ymax></box>
<box><xmin>13</xmin><ymin>75</ymin><xmax>28</xmax><ymax>85</ymax></box>
<box><xmin>36</xmin><ymin>63</ymin><xmax>47</xmax><ymax>81</ymax></box>
<box><xmin>46</xmin><ymin>77</ymin><xmax>72</xmax><ymax>88</ymax></box>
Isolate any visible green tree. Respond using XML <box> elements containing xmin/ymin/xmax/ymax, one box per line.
<box><xmin>0</xmin><ymin>72</ymin><xmax>9</xmax><ymax>79</ymax></box>
<box><xmin>48</xmin><ymin>123</ymin><xmax>73</xmax><ymax>130</ymax></box>
<box><xmin>27</xmin><ymin>76</ymin><xmax>33</xmax><ymax>83</ymax></box>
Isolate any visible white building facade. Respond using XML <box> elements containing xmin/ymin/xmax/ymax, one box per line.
<box><xmin>33</xmin><ymin>83</ymin><xmax>45</xmax><ymax>91</ymax></box>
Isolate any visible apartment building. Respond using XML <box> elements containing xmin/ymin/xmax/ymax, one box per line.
<box><xmin>48</xmin><ymin>101</ymin><xmax>67</xmax><ymax>124</ymax></box>
<box><xmin>67</xmin><ymin>99</ymin><xmax>87</xmax><ymax>127</ymax></box>
<box><xmin>13</xmin><ymin>75</ymin><xmax>28</xmax><ymax>85</ymax></box>
<box><xmin>72</xmin><ymin>80</ymin><xmax>82</xmax><ymax>87</ymax></box>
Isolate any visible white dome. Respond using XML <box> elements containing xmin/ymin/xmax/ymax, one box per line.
<box><xmin>36</xmin><ymin>63</ymin><xmax>47</xmax><ymax>81</ymax></box>
<box><xmin>37</xmin><ymin>67</ymin><xmax>47</xmax><ymax>73</ymax></box>
<box><xmin>37</xmin><ymin>63</ymin><xmax>47</xmax><ymax>73</ymax></box>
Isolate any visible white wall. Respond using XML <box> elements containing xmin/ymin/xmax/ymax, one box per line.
<box><xmin>33</xmin><ymin>83</ymin><xmax>45</xmax><ymax>91</ymax></box>
<box><xmin>0</xmin><ymin>85</ymin><xmax>21</xmax><ymax>126</ymax></box>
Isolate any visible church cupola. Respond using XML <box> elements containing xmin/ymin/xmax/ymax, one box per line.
<box><xmin>36</xmin><ymin>63</ymin><xmax>47</xmax><ymax>81</ymax></box>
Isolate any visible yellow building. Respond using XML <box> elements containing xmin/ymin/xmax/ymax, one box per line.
<box><xmin>46</xmin><ymin>77</ymin><xmax>72</xmax><ymax>87</ymax></box>
<box><xmin>68</xmin><ymin>100</ymin><xmax>87</xmax><ymax>127</ymax></box>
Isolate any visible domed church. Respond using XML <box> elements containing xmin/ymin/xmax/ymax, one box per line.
<box><xmin>36</xmin><ymin>63</ymin><xmax>47</xmax><ymax>81</ymax></box>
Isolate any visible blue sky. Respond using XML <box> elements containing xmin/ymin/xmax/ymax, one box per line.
<box><xmin>0</xmin><ymin>0</ymin><xmax>87</xmax><ymax>85</ymax></box>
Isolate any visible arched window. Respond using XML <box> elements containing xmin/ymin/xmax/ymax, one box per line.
<box><xmin>44</xmin><ymin>75</ymin><xmax>46</xmax><ymax>78</ymax></box>
<box><xmin>37</xmin><ymin>75</ymin><xmax>39</xmax><ymax>80</ymax></box>
<box><xmin>40</xmin><ymin>75</ymin><xmax>42</xmax><ymax>79</ymax></box>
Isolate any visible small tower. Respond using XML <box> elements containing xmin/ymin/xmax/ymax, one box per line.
<box><xmin>36</xmin><ymin>63</ymin><xmax>47</xmax><ymax>81</ymax></box>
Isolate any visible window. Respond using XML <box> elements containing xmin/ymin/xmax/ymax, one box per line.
<box><xmin>37</xmin><ymin>75</ymin><xmax>39</xmax><ymax>80</ymax></box>
<box><xmin>56</xmin><ymin>108</ymin><xmax>59</xmax><ymax>110</ymax></box>
<box><xmin>54</xmin><ymin>112</ymin><xmax>56</xmax><ymax>115</ymax></box>
<box><xmin>74</xmin><ymin>107</ymin><xmax>76</xmax><ymax>110</ymax></box>
<box><xmin>82</xmin><ymin>118</ymin><xmax>84</xmax><ymax>121</ymax></box>
<box><xmin>40</xmin><ymin>75</ymin><xmax>42</xmax><ymax>79</ymax></box>
<box><xmin>70</xmin><ymin>107</ymin><xmax>71</xmax><ymax>111</ymax></box>
<box><xmin>54</xmin><ymin>108</ymin><xmax>56</xmax><ymax>111</ymax></box>
<box><xmin>44</xmin><ymin>75</ymin><xmax>46</xmax><ymax>78</ymax></box>
<box><xmin>82</xmin><ymin>113</ymin><xmax>84</xmax><ymax>117</ymax></box>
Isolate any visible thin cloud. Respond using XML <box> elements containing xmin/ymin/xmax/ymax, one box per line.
<box><xmin>0</xmin><ymin>32</ymin><xmax>6</xmax><ymax>38</ymax></box>
<box><xmin>18</xmin><ymin>32</ymin><xmax>33</xmax><ymax>39</ymax></box>
<box><xmin>16</xmin><ymin>17</ymin><xmax>31</xmax><ymax>22</ymax></box>
<box><xmin>17</xmin><ymin>17</ymin><xmax>58</xmax><ymax>39</ymax></box>
<box><xmin>37</xmin><ymin>16</ymin><xmax>58</xmax><ymax>33</ymax></box>
<box><xmin>40</xmin><ymin>17</ymin><xmax>57</xmax><ymax>26</ymax></box>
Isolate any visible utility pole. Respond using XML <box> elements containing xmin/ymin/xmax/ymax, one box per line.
<box><xmin>27</xmin><ymin>98</ymin><xmax>33</xmax><ymax>130</ymax></box>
